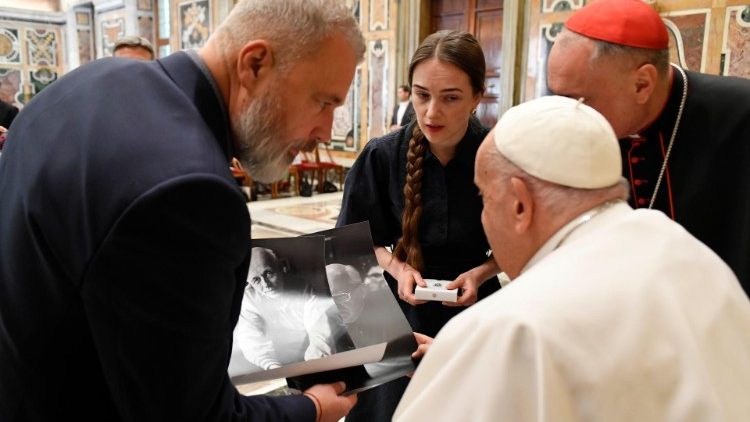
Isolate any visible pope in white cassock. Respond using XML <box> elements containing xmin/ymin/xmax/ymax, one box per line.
<box><xmin>394</xmin><ymin>96</ymin><xmax>750</xmax><ymax>421</ymax></box>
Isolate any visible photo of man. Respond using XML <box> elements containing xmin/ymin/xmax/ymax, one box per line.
<box><xmin>232</xmin><ymin>238</ymin><xmax>348</xmax><ymax>374</ymax></box>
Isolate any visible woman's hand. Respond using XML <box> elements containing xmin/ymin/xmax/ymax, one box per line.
<box><xmin>374</xmin><ymin>246</ymin><xmax>427</xmax><ymax>306</ymax></box>
<box><xmin>394</xmin><ymin>262</ymin><xmax>427</xmax><ymax>306</ymax></box>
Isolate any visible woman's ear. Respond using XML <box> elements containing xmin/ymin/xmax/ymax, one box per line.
<box><xmin>471</xmin><ymin>92</ymin><xmax>481</xmax><ymax>114</ymax></box>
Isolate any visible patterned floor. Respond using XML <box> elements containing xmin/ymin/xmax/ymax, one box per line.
<box><xmin>248</xmin><ymin>191</ymin><xmax>343</xmax><ymax>238</ymax></box>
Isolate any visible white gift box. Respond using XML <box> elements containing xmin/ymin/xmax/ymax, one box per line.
<box><xmin>414</xmin><ymin>279</ymin><xmax>458</xmax><ymax>302</ymax></box>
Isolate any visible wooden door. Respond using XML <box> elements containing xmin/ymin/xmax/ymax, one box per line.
<box><xmin>431</xmin><ymin>0</ymin><xmax>503</xmax><ymax>127</ymax></box>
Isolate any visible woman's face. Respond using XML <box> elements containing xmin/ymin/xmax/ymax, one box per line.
<box><xmin>411</xmin><ymin>58</ymin><xmax>480</xmax><ymax>149</ymax></box>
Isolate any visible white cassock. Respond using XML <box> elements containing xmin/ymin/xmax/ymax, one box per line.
<box><xmin>394</xmin><ymin>202</ymin><xmax>750</xmax><ymax>421</ymax></box>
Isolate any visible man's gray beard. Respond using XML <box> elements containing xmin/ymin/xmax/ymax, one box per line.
<box><xmin>233</xmin><ymin>95</ymin><xmax>293</xmax><ymax>183</ymax></box>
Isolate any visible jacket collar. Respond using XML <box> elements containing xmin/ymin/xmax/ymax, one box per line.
<box><xmin>157</xmin><ymin>51</ymin><xmax>235</xmax><ymax>161</ymax></box>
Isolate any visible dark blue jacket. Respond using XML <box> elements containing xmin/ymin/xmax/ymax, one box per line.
<box><xmin>0</xmin><ymin>52</ymin><xmax>314</xmax><ymax>421</ymax></box>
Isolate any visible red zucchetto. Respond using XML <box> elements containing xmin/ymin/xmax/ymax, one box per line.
<box><xmin>565</xmin><ymin>0</ymin><xmax>669</xmax><ymax>49</ymax></box>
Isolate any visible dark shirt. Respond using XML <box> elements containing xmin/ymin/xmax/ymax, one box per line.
<box><xmin>619</xmin><ymin>66</ymin><xmax>750</xmax><ymax>294</ymax></box>
<box><xmin>338</xmin><ymin>118</ymin><xmax>491</xmax><ymax>280</ymax></box>
<box><xmin>390</xmin><ymin>102</ymin><xmax>415</xmax><ymax>127</ymax></box>
<box><xmin>0</xmin><ymin>99</ymin><xmax>18</xmax><ymax>129</ymax></box>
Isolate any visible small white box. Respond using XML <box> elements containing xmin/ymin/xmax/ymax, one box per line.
<box><xmin>414</xmin><ymin>279</ymin><xmax>458</xmax><ymax>302</ymax></box>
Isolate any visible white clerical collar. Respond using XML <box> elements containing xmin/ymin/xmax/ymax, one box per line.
<box><xmin>520</xmin><ymin>200</ymin><xmax>625</xmax><ymax>274</ymax></box>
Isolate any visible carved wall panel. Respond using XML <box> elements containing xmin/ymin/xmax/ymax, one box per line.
<box><xmin>0</xmin><ymin>20</ymin><xmax>62</xmax><ymax>107</ymax></box>
<box><xmin>100</xmin><ymin>15</ymin><xmax>125</xmax><ymax>57</ymax></box>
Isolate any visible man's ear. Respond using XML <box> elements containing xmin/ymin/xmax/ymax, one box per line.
<box><xmin>236</xmin><ymin>40</ymin><xmax>274</xmax><ymax>93</ymax></box>
<box><xmin>509</xmin><ymin>176</ymin><xmax>533</xmax><ymax>234</ymax></box>
<box><xmin>633</xmin><ymin>63</ymin><xmax>658</xmax><ymax>105</ymax></box>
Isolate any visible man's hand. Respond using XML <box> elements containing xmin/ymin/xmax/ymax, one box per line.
<box><xmin>304</xmin><ymin>381</ymin><xmax>357</xmax><ymax>422</ymax></box>
<box><xmin>443</xmin><ymin>272</ymin><xmax>481</xmax><ymax>307</ymax></box>
<box><xmin>411</xmin><ymin>332</ymin><xmax>433</xmax><ymax>360</ymax></box>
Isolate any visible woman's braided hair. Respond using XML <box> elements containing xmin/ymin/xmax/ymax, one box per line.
<box><xmin>392</xmin><ymin>30</ymin><xmax>485</xmax><ymax>272</ymax></box>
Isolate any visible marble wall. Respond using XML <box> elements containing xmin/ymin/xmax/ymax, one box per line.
<box><xmin>723</xmin><ymin>6</ymin><xmax>750</xmax><ymax>77</ymax></box>
<box><xmin>523</xmin><ymin>0</ymin><xmax>750</xmax><ymax>101</ymax></box>
<box><xmin>0</xmin><ymin>18</ymin><xmax>63</xmax><ymax>107</ymax></box>
<box><xmin>99</xmin><ymin>9</ymin><xmax>125</xmax><ymax>57</ymax></box>
<box><xmin>0</xmin><ymin>0</ymin><xmax>401</xmax><ymax>156</ymax></box>
<box><xmin>329</xmin><ymin>0</ymin><xmax>399</xmax><ymax>155</ymax></box>
<box><xmin>75</xmin><ymin>7</ymin><xmax>94</xmax><ymax>65</ymax></box>
<box><xmin>136</xmin><ymin>0</ymin><xmax>154</xmax><ymax>47</ymax></box>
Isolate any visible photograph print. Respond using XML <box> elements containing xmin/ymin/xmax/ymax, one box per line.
<box><xmin>228</xmin><ymin>223</ymin><xmax>416</xmax><ymax>394</ymax></box>
<box><xmin>228</xmin><ymin>235</ymin><xmax>349</xmax><ymax>381</ymax></box>
<box><xmin>302</xmin><ymin>221</ymin><xmax>417</xmax><ymax>387</ymax></box>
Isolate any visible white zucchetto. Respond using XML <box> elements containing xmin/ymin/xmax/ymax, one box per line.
<box><xmin>493</xmin><ymin>95</ymin><xmax>622</xmax><ymax>189</ymax></box>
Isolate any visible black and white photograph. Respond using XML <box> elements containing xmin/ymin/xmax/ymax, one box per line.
<box><xmin>302</xmin><ymin>222</ymin><xmax>418</xmax><ymax>389</ymax></box>
<box><xmin>229</xmin><ymin>236</ymin><xmax>349</xmax><ymax>380</ymax></box>
<box><xmin>228</xmin><ymin>223</ymin><xmax>416</xmax><ymax>393</ymax></box>
<box><xmin>309</xmin><ymin>222</ymin><xmax>415</xmax><ymax>355</ymax></box>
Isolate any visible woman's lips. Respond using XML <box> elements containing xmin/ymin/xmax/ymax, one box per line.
<box><xmin>425</xmin><ymin>124</ymin><xmax>444</xmax><ymax>134</ymax></box>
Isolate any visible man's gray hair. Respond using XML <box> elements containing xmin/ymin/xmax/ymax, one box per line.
<box><xmin>487</xmin><ymin>144</ymin><xmax>629</xmax><ymax>216</ymax></box>
<box><xmin>560</xmin><ymin>28</ymin><xmax>670</xmax><ymax>79</ymax></box>
<box><xmin>217</xmin><ymin>0</ymin><xmax>365</xmax><ymax>71</ymax></box>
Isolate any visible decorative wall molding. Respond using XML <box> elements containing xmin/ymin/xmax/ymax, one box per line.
<box><xmin>541</xmin><ymin>0</ymin><xmax>582</xmax><ymax>14</ymax></box>
<box><xmin>366</xmin><ymin>38</ymin><xmax>388</xmax><ymax>142</ymax></box>
<box><xmin>662</xmin><ymin>9</ymin><xmax>710</xmax><ymax>73</ymax></box>
<box><xmin>177</xmin><ymin>0</ymin><xmax>210</xmax><ymax>50</ymax></box>
<box><xmin>524</xmin><ymin>0</ymin><xmax>750</xmax><ymax>103</ymax></box>
<box><xmin>0</xmin><ymin>6</ymin><xmax>66</xmax><ymax>24</ymax></box>
<box><xmin>500</xmin><ymin>0</ymin><xmax>523</xmax><ymax>113</ymax></box>
<box><xmin>0</xmin><ymin>19</ymin><xmax>63</xmax><ymax>107</ymax></box>
<box><xmin>721</xmin><ymin>5</ymin><xmax>750</xmax><ymax>77</ymax></box>
<box><xmin>369</xmin><ymin>0</ymin><xmax>389</xmax><ymax>31</ymax></box>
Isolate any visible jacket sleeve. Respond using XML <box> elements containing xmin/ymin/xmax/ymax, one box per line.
<box><xmin>81</xmin><ymin>174</ymin><xmax>315</xmax><ymax>422</ymax></box>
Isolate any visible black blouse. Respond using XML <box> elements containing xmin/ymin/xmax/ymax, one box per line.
<box><xmin>337</xmin><ymin>118</ymin><xmax>491</xmax><ymax>280</ymax></box>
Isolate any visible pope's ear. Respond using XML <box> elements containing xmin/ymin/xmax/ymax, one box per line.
<box><xmin>633</xmin><ymin>63</ymin><xmax>658</xmax><ymax>105</ymax></box>
<box><xmin>509</xmin><ymin>176</ymin><xmax>534</xmax><ymax>234</ymax></box>
<box><xmin>236</xmin><ymin>40</ymin><xmax>274</xmax><ymax>91</ymax></box>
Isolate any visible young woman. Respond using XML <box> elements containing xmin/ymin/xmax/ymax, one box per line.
<box><xmin>337</xmin><ymin>30</ymin><xmax>502</xmax><ymax>421</ymax></box>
